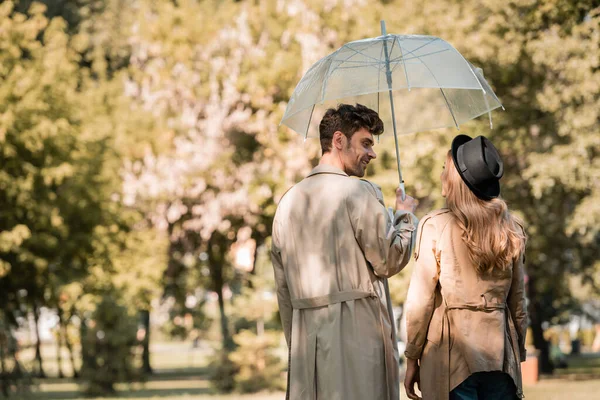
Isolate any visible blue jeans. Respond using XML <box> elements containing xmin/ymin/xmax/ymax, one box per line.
<box><xmin>449</xmin><ymin>371</ymin><xmax>518</xmax><ymax>400</ymax></box>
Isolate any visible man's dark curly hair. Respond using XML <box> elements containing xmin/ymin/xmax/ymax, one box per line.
<box><xmin>319</xmin><ymin>103</ymin><xmax>384</xmax><ymax>154</ymax></box>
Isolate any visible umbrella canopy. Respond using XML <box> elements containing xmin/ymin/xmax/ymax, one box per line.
<box><xmin>281</xmin><ymin>22</ymin><xmax>503</xmax><ymax>196</ymax></box>
<box><xmin>282</xmin><ymin>33</ymin><xmax>502</xmax><ymax>137</ymax></box>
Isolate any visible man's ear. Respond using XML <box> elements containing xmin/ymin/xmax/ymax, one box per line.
<box><xmin>332</xmin><ymin>131</ymin><xmax>345</xmax><ymax>150</ymax></box>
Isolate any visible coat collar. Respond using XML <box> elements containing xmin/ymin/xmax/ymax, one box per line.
<box><xmin>306</xmin><ymin>164</ymin><xmax>349</xmax><ymax>178</ymax></box>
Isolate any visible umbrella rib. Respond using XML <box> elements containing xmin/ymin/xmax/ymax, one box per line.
<box><xmin>332</xmin><ymin>59</ymin><xmax>388</xmax><ymax>66</ymax></box>
<box><xmin>395</xmin><ymin>38</ymin><xmax>411</xmax><ymax>90</ymax></box>
<box><xmin>320</xmin><ymin>44</ymin><xmax>385</xmax><ymax>103</ymax></box>
<box><xmin>376</xmin><ymin>39</ymin><xmax>385</xmax><ymax>144</ymax></box>
<box><xmin>343</xmin><ymin>43</ymin><xmax>384</xmax><ymax>63</ymax></box>
<box><xmin>415</xmin><ymin>55</ymin><xmax>461</xmax><ymax>129</ymax></box>
<box><xmin>389</xmin><ymin>48</ymin><xmax>450</xmax><ymax>64</ymax></box>
<box><xmin>439</xmin><ymin>88</ymin><xmax>460</xmax><ymax>129</ymax></box>
<box><xmin>378</xmin><ymin>39</ymin><xmax>385</xmax><ymax>92</ymax></box>
<box><xmin>396</xmin><ymin>37</ymin><xmax>440</xmax><ymax>59</ymax></box>
<box><xmin>456</xmin><ymin>56</ymin><xmax>488</xmax><ymax>94</ymax></box>
<box><xmin>457</xmin><ymin>58</ymin><xmax>505</xmax><ymax>123</ymax></box>
<box><xmin>320</xmin><ymin>56</ymin><xmax>338</xmax><ymax>103</ymax></box>
<box><xmin>332</xmin><ymin>48</ymin><xmax>385</xmax><ymax>75</ymax></box>
<box><xmin>468</xmin><ymin>63</ymin><xmax>504</xmax><ymax>109</ymax></box>
<box><xmin>334</xmin><ymin>42</ymin><xmax>385</xmax><ymax>70</ymax></box>
<box><xmin>305</xmin><ymin>105</ymin><xmax>315</xmax><ymax>140</ymax></box>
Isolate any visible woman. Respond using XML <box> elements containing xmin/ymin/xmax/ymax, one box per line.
<box><xmin>403</xmin><ymin>135</ymin><xmax>528</xmax><ymax>400</ymax></box>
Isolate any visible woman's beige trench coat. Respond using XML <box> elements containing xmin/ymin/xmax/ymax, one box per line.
<box><xmin>404</xmin><ymin>209</ymin><xmax>528</xmax><ymax>400</ymax></box>
<box><xmin>271</xmin><ymin>164</ymin><xmax>418</xmax><ymax>400</ymax></box>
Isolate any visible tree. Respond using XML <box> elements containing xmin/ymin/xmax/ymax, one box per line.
<box><xmin>119</xmin><ymin>0</ymin><xmax>325</xmax><ymax>352</ymax></box>
<box><xmin>0</xmin><ymin>1</ymin><xmax>149</xmax><ymax>388</ymax></box>
<box><xmin>0</xmin><ymin>0</ymin><xmax>119</xmax><ymax>377</ymax></box>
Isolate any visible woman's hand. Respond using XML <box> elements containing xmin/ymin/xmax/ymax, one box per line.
<box><xmin>404</xmin><ymin>357</ymin><xmax>422</xmax><ymax>400</ymax></box>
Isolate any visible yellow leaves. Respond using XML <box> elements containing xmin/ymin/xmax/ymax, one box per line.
<box><xmin>71</xmin><ymin>31</ymin><xmax>91</xmax><ymax>54</ymax></box>
<box><xmin>41</xmin><ymin>163</ymin><xmax>75</xmax><ymax>186</ymax></box>
<box><xmin>0</xmin><ymin>260</ymin><xmax>11</xmax><ymax>278</ymax></box>
<box><xmin>50</xmin><ymin>212</ymin><xmax>64</xmax><ymax>228</ymax></box>
<box><xmin>34</xmin><ymin>257</ymin><xmax>48</xmax><ymax>272</ymax></box>
<box><xmin>0</xmin><ymin>224</ymin><xmax>32</xmax><ymax>253</ymax></box>
<box><xmin>0</xmin><ymin>1</ymin><xmax>14</xmax><ymax>18</ymax></box>
<box><xmin>27</xmin><ymin>2</ymin><xmax>47</xmax><ymax>16</ymax></box>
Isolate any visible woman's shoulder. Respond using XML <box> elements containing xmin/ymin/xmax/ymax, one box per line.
<box><xmin>414</xmin><ymin>209</ymin><xmax>454</xmax><ymax>259</ymax></box>
<box><xmin>420</xmin><ymin>208</ymin><xmax>453</xmax><ymax>227</ymax></box>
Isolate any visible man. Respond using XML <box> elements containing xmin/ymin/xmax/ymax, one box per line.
<box><xmin>272</xmin><ymin>104</ymin><xmax>418</xmax><ymax>400</ymax></box>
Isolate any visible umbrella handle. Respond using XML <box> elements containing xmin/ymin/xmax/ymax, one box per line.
<box><xmin>399</xmin><ymin>182</ymin><xmax>406</xmax><ymax>201</ymax></box>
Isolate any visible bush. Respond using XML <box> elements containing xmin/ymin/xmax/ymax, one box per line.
<box><xmin>209</xmin><ymin>329</ymin><xmax>286</xmax><ymax>394</ymax></box>
<box><xmin>79</xmin><ymin>294</ymin><xmax>140</xmax><ymax>396</ymax></box>
<box><xmin>209</xmin><ymin>350</ymin><xmax>239</xmax><ymax>393</ymax></box>
<box><xmin>229</xmin><ymin>330</ymin><xmax>286</xmax><ymax>393</ymax></box>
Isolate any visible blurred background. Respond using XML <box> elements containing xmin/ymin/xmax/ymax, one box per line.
<box><xmin>0</xmin><ymin>0</ymin><xmax>598</xmax><ymax>399</ymax></box>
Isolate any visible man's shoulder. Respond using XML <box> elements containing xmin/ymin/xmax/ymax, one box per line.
<box><xmin>358</xmin><ymin>178</ymin><xmax>383</xmax><ymax>197</ymax></box>
<box><xmin>356</xmin><ymin>179</ymin><xmax>386</xmax><ymax>205</ymax></box>
<box><xmin>276</xmin><ymin>184</ymin><xmax>296</xmax><ymax>205</ymax></box>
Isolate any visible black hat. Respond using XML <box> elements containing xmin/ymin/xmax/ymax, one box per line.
<box><xmin>451</xmin><ymin>134</ymin><xmax>504</xmax><ymax>200</ymax></box>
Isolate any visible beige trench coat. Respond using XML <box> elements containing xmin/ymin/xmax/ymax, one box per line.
<box><xmin>271</xmin><ymin>164</ymin><xmax>418</xmax><ymax>400</ymax></box>
<box><xmin>404</xmin><ymin>209</ymin><xmax>528</xmax><ymax>400</ymax></box>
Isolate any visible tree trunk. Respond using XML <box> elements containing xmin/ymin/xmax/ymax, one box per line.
<box><xmin>79</xmin><ymin>315</ymin><xmax>91</xmax><ymax>378</ymax></box>
<box><xmin>56</xmin><ymin>333</ymin><xmax>64</xmax><ymax>379</ymax></box>
<box><xmin>62</xmin><ymin>317</ymin><xmax>79</xmax><ymax>378</ymax></box>
<box><xmin>140</xmin><ymin>309</ymin><xmax>153</xmax><ymax>374</ymax></box>
<box><xmin>32</xmin><ymin>304</ymin><xmax>46</xmax><ymax>378</ymax></box>
<box><xmin>56</xmin><ymin>312</ymin><xmax>67</xmax><ymax>379</ymax></box>
<box><xmin>528</xmin><ymin>276</ymin><xmax>554</xmax><ymax>374</ymax></box>
<box><xmin>216</xmin><ymin>284</ymin><xmax>234</xmax><ymax>351</ymax></box>
<box><xmin>0</xmin><ymin>328</ymin><xmax>8</xmax><ymax>397</ymax></box>
<box><xmin>208</xmin><ymin>234</ymin><xmax>234</xmax><ymax>351</ymax></box>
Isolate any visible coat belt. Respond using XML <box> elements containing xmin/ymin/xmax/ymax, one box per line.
<box><xmin>288</xmin><ymin>288</ymin><xmax>397</xmax><ymax>400</ymax></box>
<box><xmin>439</xmin><ymin>301</ymin><xmax>524</xmax><ymax>399</ymax></box>
<box><xmin>291</xmin><ymin>289</ymin><xmax>376</xmax><ymax>309</ymax></box>
<box><xmin>446</xmin><ymin>302</ymin><xmax>506</xmax><ymax>312</ymax></box>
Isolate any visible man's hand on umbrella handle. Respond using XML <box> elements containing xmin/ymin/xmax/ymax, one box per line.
<box><xmin>396</xmin><ymin>187</ymin><xmax>417</xmax><ymax>213</ymax></box>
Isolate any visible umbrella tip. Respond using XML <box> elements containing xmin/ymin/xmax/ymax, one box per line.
<box><xmin>380</xmin><ymin>20</ymin><xmax>387</xmax><ymax>36</ymax></box>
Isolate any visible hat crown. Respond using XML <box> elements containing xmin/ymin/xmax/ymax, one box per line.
<box><xmin>451</xmin><ymin>135</ymin><xmax>503</xmax><ymax>200</ymax></box>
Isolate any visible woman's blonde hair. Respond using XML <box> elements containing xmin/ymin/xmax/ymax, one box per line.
<box><xmin>442</xmin><ymin>150</ymin><xmax>526</xmax><ymax>275</ymax></box>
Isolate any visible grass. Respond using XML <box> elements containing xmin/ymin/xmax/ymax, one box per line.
<box><xmin>20</xmin><ymin>378</ymin><xmax>600</xmax><ymax>400</ymax></box>
<box><xmin>13</xmin><ymin>342</ymin><xmax>600</xmax><ymax>400</ymax></box>
<box><xmin>524</xmin><ymin>379</ymin><xmax>600</xmax><ymax>400</ymax></box>
<box><xmin>553</xmin><ymin>353</ymin><xmax>600</xmax><ymax>377</ymax></box>
<box><xmin>23</xmin><ymin>376</ymin><xmax>283</xmax><ymax>400</ymax></box>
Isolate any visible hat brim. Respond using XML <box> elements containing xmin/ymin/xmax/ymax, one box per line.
<box><xmin>451</xmin><ymin>134</ymin><xmax>500</xmax><ymax>200</ymax></box>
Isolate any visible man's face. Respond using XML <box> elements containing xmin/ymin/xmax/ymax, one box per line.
<box><xmin>341</xmin><ymin>127</ymin><xmax>377</xmax><ymax>177</ymax></box>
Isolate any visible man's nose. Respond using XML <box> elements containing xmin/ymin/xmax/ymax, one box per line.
<box><xmin>369</xmin><ymin>149</ymin><xmax>377</xmax><ymax>159</ymax></box>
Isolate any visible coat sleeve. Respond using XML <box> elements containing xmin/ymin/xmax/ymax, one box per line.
<box><xmin>346</xmin><ymin>182</ymin><xmax>418</xmax><ymax>278</ymax></box>
<box><xmin>508</xmin><ymin>251</ymin><xmax>528</xmax><ymax>362</ymax></box>
<box><xmin>404</xmin><ymin>216</ymin><xmax>440</xmax><ymax>360</ymax></box>
<box><xmin>271</xmin><ymin>220</ymin><xmax>292</xmax><ymax>348</ymax></box>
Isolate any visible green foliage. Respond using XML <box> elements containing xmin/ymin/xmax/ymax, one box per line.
<box><xmin>0</xmin><ymin>312</ymin><xmax>33</xmax><ymax>397</ymax></box>
<box><xmin>0</xmin><ymin>0</ymin><xmax>161</xmax><ymax>389</ymax></box>
<box><xmin>79</xmin><ymin>293</ymin><xmax>140</xmax><ymax>396</ymax></box>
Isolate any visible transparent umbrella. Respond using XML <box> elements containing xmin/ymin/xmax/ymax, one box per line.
<box><xmin>281</xmin><ymin>21</ymin><xmax>503</xmax><ymax>197</ymax></box>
